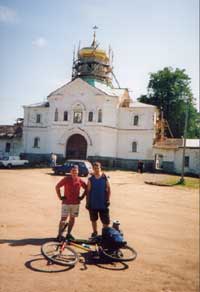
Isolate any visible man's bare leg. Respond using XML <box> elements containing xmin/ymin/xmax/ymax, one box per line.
<box><xmin>67</xmin><ymin>216</ymin><xmax>75</xmax><ymax>236</ymax></box>
<box><xmin>91</xmin><ymin>221</ymin><xmax>98</xmax><ymax>236</ymax></box>
<box><xmin>58</xmin><ymin>216</ymin><xmax>68</xmax><ymax>239</ymax></box>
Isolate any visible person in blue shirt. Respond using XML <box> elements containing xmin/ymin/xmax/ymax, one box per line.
<box><xmin>86</xmin><ymin>161</ymin><xmax>111</xmax><ymax>238</ymax></box>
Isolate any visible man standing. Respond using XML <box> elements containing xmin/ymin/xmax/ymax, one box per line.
<box><xmin>87</xmin><ymin>162</ymin><xmax>111</xmax><ymax>238</ymax></box>
<box><xmin>56</xmin><ymin>165</ymin><xmax>87</xmax><ymax>240</ymax></box>
<box><xmin>137</xmin><ymin>160</ymin><xmax>144</xmax><ymax>173</ymax></box>
<box><xmin>51</xmin><ymin>153</ymin><xmax>57</xmax><ymax>167</ymax></box>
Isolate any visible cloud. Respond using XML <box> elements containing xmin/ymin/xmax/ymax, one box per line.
<box><xmin>32</xmin><ymin>37</ymin><xmax>47</xmax><ymax>48</ymax></box>
<box><xmin>0</xmin><ymin>5</ymin><xmax>18</xmax><ymax>23</ymax></box>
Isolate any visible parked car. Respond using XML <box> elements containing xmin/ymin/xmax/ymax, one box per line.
<box><xmin>52</xmin><ymin>159</ymin><xmax>93</xmax><ymax>176</ymax></box>
<box><xmin>0</xmin><ymin>156</ymin><xmax>29</xmax><ymax>168</ymax></box>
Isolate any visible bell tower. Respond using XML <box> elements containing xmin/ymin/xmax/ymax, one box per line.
<box><xmin>72</xmin><ymin>27</ymin><xmax>113</xmax><ymax>86</ymax></box>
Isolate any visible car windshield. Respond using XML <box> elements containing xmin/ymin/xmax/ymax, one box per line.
<box><xmin>78</xmin><ymin>162</ymin><xmax>85</xmax><ymax>167</ymax></box>
<box><xmin>2</xmin><ymin>157</ymin><xmax>9</xmax><ymax>160</ymax></box>
<box><xmin>64</xmin><ymin>163</ymin><xmax>70</xmax><ymax>166</ymax></box>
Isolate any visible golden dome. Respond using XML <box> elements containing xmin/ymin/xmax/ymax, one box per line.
<box><xmin>78</xmin><ymin>47</ymin><xmax>109</xmax><ymax>62</ymax></box>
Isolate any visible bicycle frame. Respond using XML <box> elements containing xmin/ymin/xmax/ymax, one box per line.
<box><xmin>41</xmin><ymin>222</ymin><xmax>137</xmax><ymax>266</ymax></box>
<box><xmin>60</xmin><ymin>222</ymin><xmax>100</xmax><ymax>252</ymax></box>
<box><xmin>61</xmin><ymin>235</ymin><xmax>100</xmax><ymax>253</ymax></box>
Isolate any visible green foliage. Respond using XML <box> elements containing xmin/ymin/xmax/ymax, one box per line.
<box><xmin>160</xmin><ymin>176</ymin><xmax>199</xmax><ymax>189</ymax></box>
<box><xmin>138</xmin><ymin>67</ymin><xmax>199</xmax><ymax>138</ymax></box>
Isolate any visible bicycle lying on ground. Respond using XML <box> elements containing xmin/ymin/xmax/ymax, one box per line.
<box><xmin>41</xmin><ymin>223</ymin><xmax>137</xmax><ymax>267</ymax></box>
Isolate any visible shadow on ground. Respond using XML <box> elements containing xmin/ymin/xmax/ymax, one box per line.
<box><xmin>79</xmin><ymin>251</ymin><xmax>129</xmax><ymax>271</ymax></box>
<box><xmin>24</xmin><ymin>252</ymin><xmax>130</xmax><ymax>273</ymax></box>
<box><xmin>25</xmin><ymin>257</ymin><xmax>75</xmax><ymax>273</ymax></box>
<box><xmin>0</xmin><ymin>237</ymin><xmax>55</xmax><ymax>246</ymax></box>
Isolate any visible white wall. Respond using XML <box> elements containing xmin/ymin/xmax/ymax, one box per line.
<box><xmin>0</xmin><ymin>138</ymin><xmax>23</xmax><ymax>157</ymax></box>
<box><xmin>117</xmin><ymin>106</ymin><xmax>157</xmax><ymax>160</ymax></box>
<box><xmin>117</xmin><ymin>130</ymin><xmax>155</xmax><ymax>159</ymax></box>
<box><xmin>175</xmin><ymin>148</ymin><xmax>200</xmax><ymax>175</ymax></box>
<box><xmin>118</xmin><ymin>107</ymin><xmax>156</xmax><ymax>130</ymax></box>
<box><xmin>23</xmin><ymin>79</ymin><xmax>158</xmax><ymax>161</ymax></box>
<box><xmin>23</xmin><ymin>106</ymin><xmax>49</xmax><ymax>127</ymax></box>
<box><xmin>152</xmin><ymin>147</ymin><xmax>200</xmax><ymax>175</ymax></box>
<box><xmin>153</xmin><ymin>148</ymin><xmax>175</xmax><ymax>161</ymax></box>
<box><xmin>48</xmin><ymin>78</ymin><xmax>119</xmax><ymax>128</ymax></box>
<box><xmin>23</xmin><ymin>127</ymin><xmax>49</xmax><ymax>153</ymax></box>
<box><xmin>45</xmin><ymin>78</ymin><xmax>120</xmax><ymax>156</ymax></box>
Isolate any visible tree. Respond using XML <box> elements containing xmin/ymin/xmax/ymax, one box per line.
<box><xmin>138</xmin><ymin>67</ymin><xmax>199</xmax><ymax>138</ymax></box>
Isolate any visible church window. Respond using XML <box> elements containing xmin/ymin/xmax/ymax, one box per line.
<box><xmin>133</xmin><ymin>115</ymin><xmax>139</xmax><ymax>126</ymax></box>
<box><xmin>88</xmin><ymin>111</ymin><xmax>93</xmax><ymax>122</ymax></box>
<box><xmin>132</xmin><ymin>141</ymin><xmax>137</xmax><ymax>152</ymax></box>
<box><xmin>33</xmin><ymin>137</ymin><xmax>40</xmax><ymax>148</ymax></box>
<box><xmin>184</xmin><ymin>156</ymin><xmax>189</xmax><ymax>167</ymax></box>
<box><xmin>63</xmin><ymin>111</ymin><xmax>68</xmax><ymax>121</ymax></box>
<box><xmin>36</xmin><ymin>114</ymin><xmax>41</xmax><ymax>123</ymax></box>
<box><xmin>5</xmin><ymin>142</ymin><xmax>11</xmax><ymax>153</ymax></box>
<box><xmin>73</xmin><ymin>111</ymin><xmax>82</xmax><ymax>123</ymax></box>
<box><xmin>54</xmin><ymin>109</ymin><xmax>58</xmax><ymax>121</ymax></box>
<box><xmin>98</xmin><ymin>109</ymin><xmax>102</xmax><ymax>123</ymax></box>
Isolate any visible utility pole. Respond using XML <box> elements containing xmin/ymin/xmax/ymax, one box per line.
<box><xmin>160</xmin><ymin>107</ymin><xmax>165</xmax><ymax>141</ymax></box>
<box><xmin>179</xmin><ymin>99</ymin><xmax>189</xmax><ymax>183</ymax></box>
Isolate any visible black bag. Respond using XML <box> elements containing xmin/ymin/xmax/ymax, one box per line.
<box><xmin>101</xmin><ymin>227</ymin><xmax>125</xmax><ymax>250</ymax></box>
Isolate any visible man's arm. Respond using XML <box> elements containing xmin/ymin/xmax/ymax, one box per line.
<box><xmin>106</xmin><ymin>180</ymin><xmax>111</xmax><ymax>202</ymax></box>
<box><xmin>78</xmin><ymin>180</ymin><xmax>87</xmax><ymax>200</ymax></box>
<box><xmin>55</xmin><ymin>178</ymin><xmax>65</xmax><ymax>201</ymax></box>
<box><xmin>85</xmin><ymin>179</ymin><xmax>91</xmax><ymax>208</ymax></box>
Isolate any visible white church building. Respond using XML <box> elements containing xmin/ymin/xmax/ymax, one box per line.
<box><xmin>22</xmin><ymin>32</ymin><xmax>158</xmax><ymax>170</ymax></box>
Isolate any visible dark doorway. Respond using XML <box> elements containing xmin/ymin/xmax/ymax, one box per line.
<box><xmin>66</xmin><ymin>134</ymin><xmax>87</xmax><ymax>159</ymax></box>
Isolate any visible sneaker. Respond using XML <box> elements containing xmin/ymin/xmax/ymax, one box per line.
<box><xmin>56</xmin><ymin>235</ymin><xmax>64</xmax><ymax>242</ymax></box>
<box><xmin>66</xmin><ymin>234</ymin><xmax>75</xmax><ymax>241</ymax></box>
<box><xmin>90</xmin><ymin>232</ymin><xmax>98</xmax><ymax>238</ymax></box>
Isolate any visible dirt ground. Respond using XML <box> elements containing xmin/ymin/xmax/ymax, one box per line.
<box><xmin>0</xmin><ymin>169</ymin><xmax>199</xmax><ymax>292</ymax></box>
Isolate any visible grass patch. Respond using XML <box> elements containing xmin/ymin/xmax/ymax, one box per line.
<box><xmin>160</xmin><ymin>177</ymin><xmax>199</xmax><ymax>189</ymax></box>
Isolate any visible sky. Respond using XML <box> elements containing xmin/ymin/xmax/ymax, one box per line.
<box><xmin>0</xmin><ymin>0</ymin><xmax>199</xmax><ymax>124</ymax></box>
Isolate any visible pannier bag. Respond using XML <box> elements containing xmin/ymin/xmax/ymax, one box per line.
<box><xmin>101</xmin><ymin>227</ymin><xmax>126</xmax><ymax>250</ymax></box>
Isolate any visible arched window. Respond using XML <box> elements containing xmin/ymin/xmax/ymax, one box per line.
<box><xmin>132</xmin><ymin>141</ymin><xmax>137</xmax><ymax>152</ymax></box>
<box><xmin>54</xmin><ymin>108</ymin><xmax>58</xmax><ymax>121</ymax></box>
<box><xmin>5</xmin><ymin>142</ymin><xmax>11</xmax><ymax>153</ymax></box>
<box><xmin>63</xmin><ymin>111</ymin><xmax>68</xmax><ymax>121</ymax></box>
<box><xmin>88</xmin><ymin>111</ymin><xmax>93</xmax><ymax>122</ymax></box>
<box><xmin>184</xmin><ymin>156</ymin><xmax>190</xmax><ymax>167</ymax></box>
<box><xmin>36</xmin><ymin>114</ymin><xmax>41</xmax><ymax>123</ymax></box>
<box><xmin>33</xmin><ymin>137</ymin><xmax>40</xmax><ymax>148</ymax></box>
<box><xmin>133</xmin><ymin>115</ymin><xmax>139</xmax><ymax>126</ymax></box>
<box><xmin>98</xmin><ymin>109</ymin><xmax>102</xmax><ymax>123</ymax></box>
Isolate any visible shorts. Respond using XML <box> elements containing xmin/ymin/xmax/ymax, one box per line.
<box><xmin>89</xmin><ymin>208</ymin><xmax>110</xmax><ymax>225</ymax></box>
<box><xmin>61</xmin><ymin>204</ymin><xmax>79</xmax><ymax>218</ymax></box>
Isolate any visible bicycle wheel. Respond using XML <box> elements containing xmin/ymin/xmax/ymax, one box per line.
<box><xmin>101</xmin><ymin>245</ymin><xmax>137</xmax><ymax>262</ymax></box>
<box><xmin>41</xmin><ymin>241</ymin><xmax>78</xmax><ymax>266</ymax></box>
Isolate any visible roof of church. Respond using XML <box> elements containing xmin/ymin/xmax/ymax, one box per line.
<box><xmin>23</xmin><ymin>101</ymin><xmax>49</xmax><ymax>108</ymax></box>
<box><xmin>26</xmin><ymin>78</ymin><xmax>158</xmax><ymax>109</ymax></box>
<box><xmin>47</xmin><ymin>78</ymin><xmax>126</xmax><ymax>98</ymax></box>
<box><xmin>129</xmin><ymin>101</ymin><xmax>156</xmax><ymax>108</ymax></box>
<box><xmin>85</xmin><ymin>78</ymin><xmax>125</xmax><ymax>96</ymax></box>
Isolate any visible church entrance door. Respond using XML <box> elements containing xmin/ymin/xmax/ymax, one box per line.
<box><xmin>66</xmin><ymin>134</ymin><xmax>87</xmax><ymax>159</ymax></box>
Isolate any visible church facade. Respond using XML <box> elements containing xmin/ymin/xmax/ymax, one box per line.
<box><xmin>22</xmin><ymin>33</ymin><xmax>158</xmax><ymax>170</ymax></box>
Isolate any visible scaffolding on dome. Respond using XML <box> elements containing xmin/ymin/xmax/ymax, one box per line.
<box><xmin>72</xmin><ymin>27</ymin><xmax>120</xmax><ymax>88</ymax></box>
